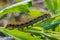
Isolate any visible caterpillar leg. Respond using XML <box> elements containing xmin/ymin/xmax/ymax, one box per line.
<box><xmin>7</xmin><ymin>26</ymin><xmax>15</xmax><ymax>30</ymax></box>
<box><xmin>2</xmin><ymin>21</ymin><xmax>14</xmax><ymax>30</ymax></box>
<box><xmin>18</xmin><ymin>25</ymin><xmax>25</xmax><ymax>31</ymax></box>
<box><xmin>5</xmin><ymin>24</ymin><xmax>15</xmax><ymax>30</ymax></box>
<box><xmin>18</xmin><ymin>26</ymin><xmax>24</xmax><ymax>31</ymax></box>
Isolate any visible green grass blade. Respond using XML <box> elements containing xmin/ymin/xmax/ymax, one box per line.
<box><xmin>44</xmin><ymin>0</ymin><xmax>54</xmax><ymax>14</ymax></box>
<box><xmin>0</xmin><ymin>0</ymin><xmax>32</xmax><ymax>18</ymax></box>
<box><xmin>0</xmin><ymin>28</ymin><xmax>40</xmax><ymax>40</ymax></box>
<box><xmin>45</xmin><ymin>0</ymin><xmax>60</xmax><ymax>14</ymax></box>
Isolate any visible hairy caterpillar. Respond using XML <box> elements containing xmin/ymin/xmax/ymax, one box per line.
<box><xmin>4</xmin><ymin>13</ymin><xmax>51</xmax><ymax>30</ymax></box>
<box><xmin>0</xmin><ymin>11</ymin><xmax>51</xmax><ymax>30</ymax></box>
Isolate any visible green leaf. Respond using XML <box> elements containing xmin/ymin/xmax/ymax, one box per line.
<box><xmin>0</xmin><ymin>0</ymin><xmax>32</xmax><ymax>18</ymax></box>
<box><xmin>45</xmin><ymin>0</ymin><xmax>54</xmax><ymax>14</ymax></box>
<box><xmin>57</xmin><ymin>0</ymin><xmax>60</xmax><ymax>14</ymax></box>
<box><xmin>0</xmin><ymin>28</ymin><xmax>40</xmax><ymax>40</ymax></box>
<box><xmin>26</xmin><ymin>29</ymin><xmax>60</xmax><ymax>40</ymax></box>
<box><xmin>45</xmin><ymin>0</ymin><xmax>60</xmax><ymax>14</ymax></box>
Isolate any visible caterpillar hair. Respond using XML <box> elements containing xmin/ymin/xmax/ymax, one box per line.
<box><xmin>6</xmin><ymin>13</ymin><xmax>51</xmax><ymax>30</ymax></box>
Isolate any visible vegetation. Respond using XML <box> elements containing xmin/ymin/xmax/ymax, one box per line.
<box><xmin>0</xmin><ymin>0</ymin><xmax>60</xmax><ymax>40</ymax></box>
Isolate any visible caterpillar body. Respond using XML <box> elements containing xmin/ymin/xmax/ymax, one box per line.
<box><xmin>5</xmin><ymin>13</ymin><xmax>51</xmax><ymax>30</ymax></box>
